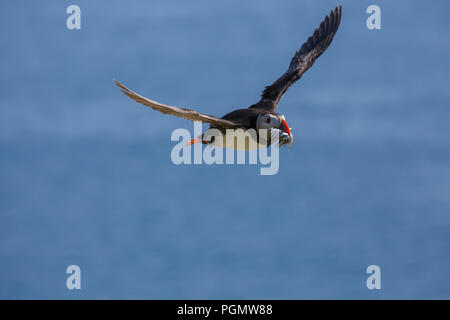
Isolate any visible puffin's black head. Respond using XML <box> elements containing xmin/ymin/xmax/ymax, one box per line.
<box><xmin>256</xmin><ymin>113</ymin><xmax>293</xmax><ymax>147</ymax></box>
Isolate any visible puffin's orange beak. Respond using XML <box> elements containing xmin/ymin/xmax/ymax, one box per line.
<box><xmin>281</xmin><ymin>119</ymin><xmax>291</xmax><ymax>137</ymax></box>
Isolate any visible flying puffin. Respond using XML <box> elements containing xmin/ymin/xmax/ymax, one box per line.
<box><xmin>115</xmin><ymin>6</ymin><xmax>342</xmax><ymax>150</ymax></box>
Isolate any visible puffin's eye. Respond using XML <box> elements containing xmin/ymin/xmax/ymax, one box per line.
<box><xmin>265</xmin><ymin>117</ymin><xmax>271</xmax><ymax>124</ymax></box>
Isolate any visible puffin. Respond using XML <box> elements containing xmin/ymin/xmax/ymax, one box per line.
<box><xmin>115</xmin><ymin>6</ymin><xmax>342</xmax><ymax>150</ymax></box>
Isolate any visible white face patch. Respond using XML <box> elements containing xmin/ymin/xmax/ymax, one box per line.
<box><xmin>256</xmin><ymin>114</ymin><xmax>281</xmax><ymax>131</ymax></box>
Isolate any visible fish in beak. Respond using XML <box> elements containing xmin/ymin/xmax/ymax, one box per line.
<box><xmin>279</xmin><ymin>118</ymin><xmax>294</xmax><ymax>147</ymax></box>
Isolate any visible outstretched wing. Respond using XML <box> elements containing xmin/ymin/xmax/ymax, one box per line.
<box><xmin>114</xmin><ymin>80</ymin><xmax>242</xmax><ymax>129</ymax></box>
<box><xmin>254</xmin><ymin>5</ymin><xmax>342</xmax><ymax>111</ymax></box>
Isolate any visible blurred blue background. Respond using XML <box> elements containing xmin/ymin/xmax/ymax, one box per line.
<box><xmin>1</xmin><ymin>0</ymin><xmax>449</xmax><ymax>299</ymax></box>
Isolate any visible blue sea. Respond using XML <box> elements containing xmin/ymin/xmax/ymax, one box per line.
<box><xmin>1</xmin><ymin>0</ymin><xmax>449</xmax><ymax>299</ymax></box>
